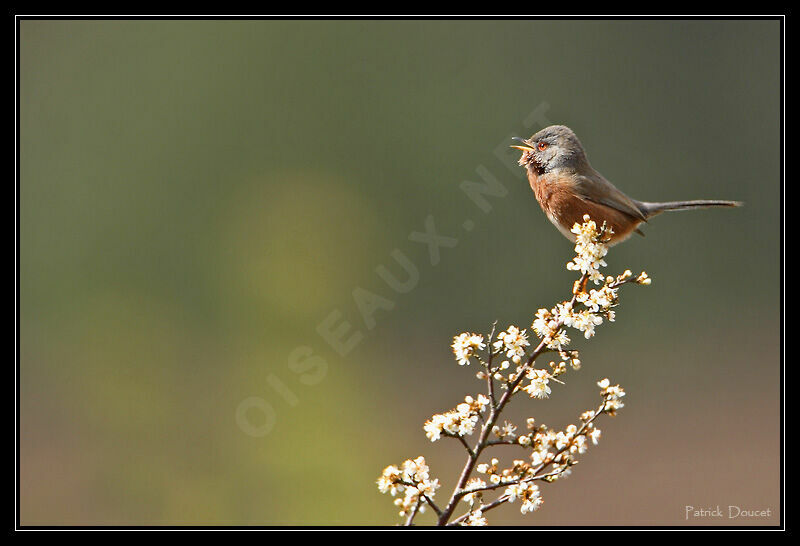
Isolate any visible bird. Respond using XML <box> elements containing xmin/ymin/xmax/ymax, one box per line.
<box><xmin>511</xmin><ymin>125</ymin><xmax>741</xmax><ymax>245</ymax></box>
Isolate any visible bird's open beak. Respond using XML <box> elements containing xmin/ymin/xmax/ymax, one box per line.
<box><xmin>510</xmin><ymin>136</ymin><xmax>535</xmax><ymax>152</ymax></box>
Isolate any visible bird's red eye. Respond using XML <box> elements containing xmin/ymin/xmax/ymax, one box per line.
<box><xmin>537</xmin><ymin>142</ymin><xmax>548</xmax><ymax>151</ymax></box>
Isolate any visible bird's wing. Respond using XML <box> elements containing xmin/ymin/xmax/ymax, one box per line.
<box><xmin>571</xmin><ymin>173</ymin><xmax>648</xmax><ymax>222</ymax></box>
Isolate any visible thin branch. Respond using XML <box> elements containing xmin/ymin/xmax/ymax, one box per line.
<box><xmin>456</xmin><ymin>435</ymin><xmax>475</xmax><ymax>459</ymax></box>
<box><xmin>486</xmin><ymin>322</ymin><xmax>498</xmax><ymax>407</ymax></box>
<box><xmin>485</xmin><ymin>439</ymin><xmax>523</xmax><ymax>447</ymax></box>
<box><xmin>448</xmin><ymin>494</ymin><xmax>510</xmax><ymax>526</ymax></box>
<box><xmin>403</xmin><ymin>497</ymin><xmax>422</xmax><ymax>526</ymax></box>
<box><xmin>421</xmin><ymin>493</ymin><xmax>443</xmax><ymax>517</ymax></box>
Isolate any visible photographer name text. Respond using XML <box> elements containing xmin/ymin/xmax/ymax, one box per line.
<box><xmin>685</xmin><ymin>505</ymin><xmax>772</xmax><ymax>520</ymax></box>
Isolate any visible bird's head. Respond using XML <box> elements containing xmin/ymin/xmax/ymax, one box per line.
<box><xmin>512</xmin><ymin>125</ymin><xmax>589</xmax><ymax>175</ymax></box>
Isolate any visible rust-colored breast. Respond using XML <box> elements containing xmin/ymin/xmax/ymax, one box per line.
<box><xmin>528</xmin><ymin>170</ymin><xmax>642</xmax><ymax>244</ymax></box>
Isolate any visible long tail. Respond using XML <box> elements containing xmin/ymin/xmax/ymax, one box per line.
<box><xmin>638</xmin><ymin>199</ymin><xmax>743</xmax><ymax>218</ymax></box>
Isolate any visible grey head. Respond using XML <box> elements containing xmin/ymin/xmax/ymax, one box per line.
<box><xmin>512</xmin><ymin>125</ymin><xmax>591</xmax><ymax>175</ymax></box>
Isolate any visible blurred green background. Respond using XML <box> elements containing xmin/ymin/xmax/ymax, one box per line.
<box><xmin>20</xmin><ymin>19</ymin><xmax>780</xmax><ymax>526</ymax></box>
